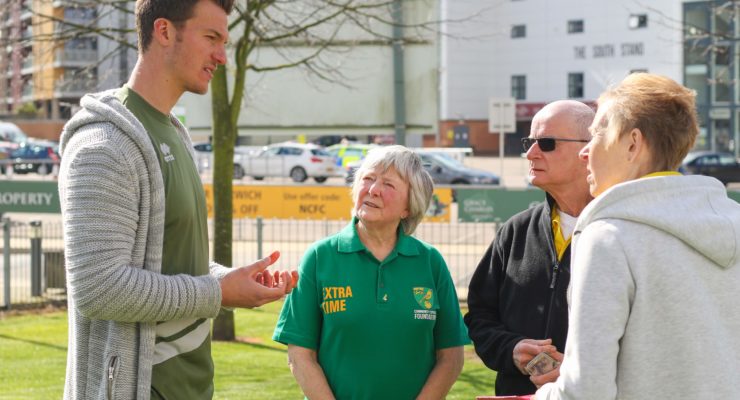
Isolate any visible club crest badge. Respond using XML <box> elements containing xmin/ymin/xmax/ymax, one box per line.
<box><xmin>413</xmin><ymin>287</ymin><xmax>434</xmax><ymax>310</ymax></box>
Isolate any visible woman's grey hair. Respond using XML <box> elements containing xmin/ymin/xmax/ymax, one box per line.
<box><xmin>351</xmin><ymin>145</ymin><xmax>434</xmax><ymax>235</ymax></box>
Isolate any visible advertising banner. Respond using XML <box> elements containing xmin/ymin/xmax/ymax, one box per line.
<box><xmin>204</xmin><ymin>184</ymin><xmax>452</xmax><ymax>222</ymax></box>
<box><xmin>0</xmin><ymin>181</ymin><xmax>60</xmax><ymax>214</ymax></box>
<box><xmin>457</xmin><ymin>187</ymin><xmax>545</xmax><ymax>222</ymax></box>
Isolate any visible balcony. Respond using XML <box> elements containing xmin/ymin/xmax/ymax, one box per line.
<box><xmin>21</xmin><ymin>55</ymin><xmax>33</xmax><ymax>73</ymax></box>
<box><xmin>21</xmin><ymin>26</ymin><xmax>32</xmax><ymax>40</ymax></box>
<box><xmin>63</xmin><ymin>8</ymin><xmax>97</xmax><ymax>25</ymax></box>
<box><xmin>54</xmin><ymin>78</ymin><xmax>97</xmax><ymax>97</ymax></box>
<box><xmin>21</xmin><ymin>83</ymin><xmax>33</xmax><ymax>98</ymax></box>
<box><xmin>54</xmin><ymin>48</ymin><xmax>97</xmax><ymax>66</ymax></box>
<box><xmin>20</xmin><ymin>5</ymin><xmax>32</xmax><ymax>21</ymax></box>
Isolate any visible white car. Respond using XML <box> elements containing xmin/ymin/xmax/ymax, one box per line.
<box><xmin>0</xmin><ymin>121</ymin><xmax>29</xmax><ymax>148</ymax></box>
<box><xmin>237</xmin><ymin>142</ymin><xmax>341</xmax><ymax>183</ymax></box>
<box><xmin>193</xmin><ymin>141</ymin><xmax>260</xmax><ymax>179</ymax></box>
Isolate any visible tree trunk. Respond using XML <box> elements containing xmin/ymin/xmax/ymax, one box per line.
<box><xmin>210</xmin><ymin>65</ymin><xmax>237</xmax><ymax>341</ymax></box>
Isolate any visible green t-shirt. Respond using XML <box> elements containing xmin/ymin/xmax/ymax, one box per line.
<box><xmin>273</xmin><ymin>217</ymin><xmax>470</xmax><ymax>400</ymax></box>
<box><xmin>117</xmin><ymin>86</ymin><xmax>213</xmax><ymax>400</ymax></box>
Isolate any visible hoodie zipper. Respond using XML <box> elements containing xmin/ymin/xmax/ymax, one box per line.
<box><xmin>107</xmin><ymin>356</ymin><xmax>119</xmax><ymax>400</ymax></box>
<box><xmin>550</xmin><ymin>263</ymin><xmax>560</xmax><ymax>289</ymax></box>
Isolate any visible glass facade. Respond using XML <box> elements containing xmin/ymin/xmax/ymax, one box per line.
<box><xmin>683</xmin><ymin>1</ymin><xmax>740</xmax><ymax>154</ymax></box>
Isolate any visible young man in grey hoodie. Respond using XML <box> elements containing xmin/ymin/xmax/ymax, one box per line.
<box><xmin>58</xmin><ymin>1</ymin><xmax>297</xmax><ymax>398</ymax></box>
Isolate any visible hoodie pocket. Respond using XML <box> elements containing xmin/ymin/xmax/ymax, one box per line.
<box><xmin>106</xmin><ymin>355</ymin><xmax>119</xmax><ymax>400</ymax></box>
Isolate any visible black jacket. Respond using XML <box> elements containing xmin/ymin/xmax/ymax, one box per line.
<box><xmin>464</xmin><ymin>196</ymin><xmax>570</xmax><ymax>396</ymax></box>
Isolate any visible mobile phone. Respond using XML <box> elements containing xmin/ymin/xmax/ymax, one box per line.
<box><xmin>525</xmin><ymin>352</ymin><xmax>559</xmax><ymax>376</ymax></box>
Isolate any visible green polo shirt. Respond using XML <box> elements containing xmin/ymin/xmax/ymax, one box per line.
<box><xmin>117</xmin><ymin>86</ymin><xmax>213</xmax><ymax>400</ymax></box>
<box><xmin>273</xmin><ymin>218</ymin><xmax>469</xmax><ymax>400</ymax></box>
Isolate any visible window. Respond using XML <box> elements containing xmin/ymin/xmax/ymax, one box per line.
<box><xmin>685</xmin><ymin>41</ymin><xmax>708</xmax><ymax>105</ymax></box>
<box><xmin>713</xmin><ymin>5</ymin><xmax>732</xmax><ymax>37</ymax></box>
<box><xmin>568</xmin><ymin>73</ymin><xmax>584</xmax><ymax>98</ymax></box>
<box><xmin>684</xmin><ymin>4</ymin><xmax>709</xmax><ymax>37</ymax></box>
<box><xmin>719</xmin><ymin>154</ymin><xmax>737</xmax><ymax>165</ymax></box>
<box><xmin>511</xmin><ymin>25</ymin><xmax>526</xmax><ymax>38</ymax></box>
<box><xmin>511</xmin><ymin>75</ymin><xmax>526</xmax><ymax>100</ymax></box>
<box><xmin>567</xmin><ymin>20</ymin><xmax>584</xmax><ymax>34</ymax></box>
<box><xmin>628</xmin><ymin>14</ymin><xmax>648</xmax><ymax>29</ymax></box>
<box><xmin>713</xmin><ymin>45</ymin><xmax>731</xmax><ymax>103</ymax></box>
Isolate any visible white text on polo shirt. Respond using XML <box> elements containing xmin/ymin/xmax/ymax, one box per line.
<box><xmin>322</xmin><ymin>286</ymin><xmax>353</xmax><ymax>314</ymax></box>
<box><xmin>414</xmin><ymin>310</ymin><xmax>437</xmax><ymax>320</ymax></box>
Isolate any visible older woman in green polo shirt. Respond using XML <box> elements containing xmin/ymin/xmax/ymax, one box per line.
<box><xmin>273</xmin><ymin>145</ymin><xmax>469</xmax><ymax>399</ymax></box>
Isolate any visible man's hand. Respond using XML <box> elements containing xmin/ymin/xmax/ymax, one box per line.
<box><xmin>512</xmin><ymin>338</ymin><xmax>557</xmax><ymax>375</ymax></box>
<box><xmin>529</xmin><ymin>351</ymin><xmax>563</xmax><ymax>388</ymax></box>
<box><xmin>220</xmin><ymin>251</ymin><xmax>299</xmax><ymax>308</ymax></box>
<box><xmin>255</xmin><ymin>266</ymin><xmax>299</xmax><ymax>294</ymax></box>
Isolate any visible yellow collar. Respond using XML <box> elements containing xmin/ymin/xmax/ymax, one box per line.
<box><xmin>551</xmin><ymin>206</ymin><xmax>571</xmax><ymax>262</ymax></box>
<box><xmin>641</xmin><ymin>171</ymin><xmax>682</xmax><ymax>179</ymax></box>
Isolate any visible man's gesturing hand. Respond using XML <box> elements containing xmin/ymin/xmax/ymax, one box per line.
<box><xmin>220</xmin><ymin>251</ymin><xmax>299</xmax><ymax>308</ymax></box>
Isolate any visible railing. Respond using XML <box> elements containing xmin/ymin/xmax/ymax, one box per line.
<box><xmin>21</xmin><ymin>84</ymin><xmax>33</xmax><ymax>98</ymax></box>
<box><xmin>21</xmin><ymin>55</ymin><xmax>33</xmax><ymax>71</ymax></box>
<box><xmin>55</xmin><ymin>48</ymin><xmax>97</xmax><ymax>64</ymax></box>
<box><xmin>1</xmin><ymin>218</ymin><xmax>66</xmax><ymax>309</ymax></box>
<box><xmin>1</xmin><ymin>216</ymin><xmax>496</xmax><ymax>309</ymax></box>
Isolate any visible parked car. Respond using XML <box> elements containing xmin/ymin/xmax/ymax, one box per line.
<box><xmin>680</xmin><ymin>151</ymin><xmax>740</xmax><ymax>185</ymax></box>
<box><xmin>345</xmin><ymin>150</ymin><xmax>500</xmax><ymax>186</ymax></box>
<box><xmin>311</xmin><ymin>135</ymin><xmax>358</xmax><ymax>147</ymax></box>
<box><xmin>192</xmin><ymin>141</ymin><xmax>249</xmax><ymax>179</ymax></box>
<box><xmin>326</xmin><ymin>143</ymin><xmax>377</xmax><ymax>169</ymax></box>
<box><xmin>419</xmin><ymin>151</ymin><xmax>500</xmax><ymax>185</ymax></box>
<box><xmin>10</xmin><ymin>142</ymin><xmax>60</xmax><ymax>175</ymax></box>
<box><xmin>237</xmin><ymin>142</ymin><xmax>341</xmax><ymax>183</ymax></box>
<box><xmin>0</xmin><ymin>144</ymin><xmax>12</xmax><ymax>173</ymax></box>
<box><xmin>0</xmin><ymin>121</ymin><xmax>29</xmax><ymax>149</ymax></box>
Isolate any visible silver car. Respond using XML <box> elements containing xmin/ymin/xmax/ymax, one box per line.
<box><xmin>237</xmin><ymin>142</ymin><xmax>341</xmax><ymax>183</ymax></box>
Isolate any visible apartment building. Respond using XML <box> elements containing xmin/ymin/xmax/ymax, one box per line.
<box><xmin>0</xmin><ymin>0</ymin><xmax>135</xmax><ymax>120</ymax></box>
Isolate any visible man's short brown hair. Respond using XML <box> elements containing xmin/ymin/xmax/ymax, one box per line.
<box><xmin>135</xmin><ymin>0</ymin><xmax>234</xmax><ymax>53</ymax></box>
<box><xmin>598</xmin><ymin>73</ymin><xmax>699</xmax><ymax>171</ymax></box>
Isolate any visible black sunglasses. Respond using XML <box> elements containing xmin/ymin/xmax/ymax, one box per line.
<box><xmin>521</xmin><ymin>137</ymin><xmax>590</xmax><ymax>152</ymax></box>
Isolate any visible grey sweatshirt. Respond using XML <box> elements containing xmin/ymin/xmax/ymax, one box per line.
<box><xmin>59</xmin><ymin>89</ymin><xmax>229</xmax><ymax>400</ymax></box>
<box><xmin>536</xmin><ymin>175</ymin><xmax>740</xmax><ymax>399</ymax></box>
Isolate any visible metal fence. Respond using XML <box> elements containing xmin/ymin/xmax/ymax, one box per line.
<box><xmin>1</xmin><ymin>218</ymin><xmax>66</xmax><ymax>309</ymax></box>
<box><xmin>1</xmin><ymin>217</ymin><xmax>497</xmax><ymax>309</ymax></box>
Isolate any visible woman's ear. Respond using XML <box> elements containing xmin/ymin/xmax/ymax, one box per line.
<box><xmin>626</xmin><ymin>128</ymin><xmax>647</xmax><ymax>163</ymax></box>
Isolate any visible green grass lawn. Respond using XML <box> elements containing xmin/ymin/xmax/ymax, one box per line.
<box><xmin>0</xmin><ymin>302</ymin><xmax>494</xmax><ymax>399</ymax></box>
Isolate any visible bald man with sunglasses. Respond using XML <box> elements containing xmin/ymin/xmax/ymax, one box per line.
<box><xmin>465</xmin><ymin>100</ymin><xmax>594</xmax><ymax>396</ymax></box>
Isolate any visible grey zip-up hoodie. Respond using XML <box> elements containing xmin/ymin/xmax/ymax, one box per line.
<box><xmin>59</xmin><ymin>90</ymin><xmax>228</xmax><ymax>400</ymax></box>
<box><xmin>536</xmin><ymin>175</ymin><xmax>740</xmax><ymax>399</ymax></box>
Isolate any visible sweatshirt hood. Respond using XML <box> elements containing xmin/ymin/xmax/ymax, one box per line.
<box><xmin>575</xmin><ymin>175</ymin><xmax>740</xmax><ymax>269</ymax></box>
<box><xmin>60</xmin><ymin>88</ymin><xmax>193</xmax><ymax>158</ymax></box>
<box><xmin>60</xmin><ymin>89</ymin><xmax>147</xmax><ymax>156</ymax></box>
